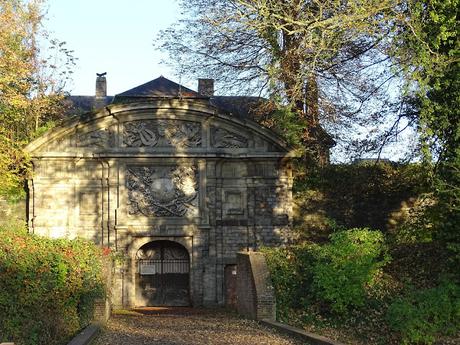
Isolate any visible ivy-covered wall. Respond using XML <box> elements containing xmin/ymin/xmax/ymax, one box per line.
<box><xmin>293</xmin><ymin>163</ymin><xmax>429</xmax><ymax>242</ymax></box>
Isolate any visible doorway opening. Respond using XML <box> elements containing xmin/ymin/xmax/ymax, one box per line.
<box><xmin>136</xmin><ymin>240</ymin><xmax>190</xmax><ymax>306</ymax></box>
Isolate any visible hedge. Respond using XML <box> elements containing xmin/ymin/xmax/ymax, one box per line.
<box><xmin>0</xmin><ymin>225</ymin><xmax>106</xmax><ymax>345</ymax></box>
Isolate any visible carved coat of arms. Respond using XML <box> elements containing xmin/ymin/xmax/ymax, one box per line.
<box><xmin>126</xmin><ymin>165</ymin><xmax>198</xmax><ymax>217</ymax></box>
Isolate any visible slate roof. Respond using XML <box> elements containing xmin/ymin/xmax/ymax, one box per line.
<box><xmin>65</xmin><ymin>76</ymin><xmax>264</xmax><ymax>120</ymax></box>
<box><xmin>113</xmin><ymin>76</ymin><xmax>200</xmax><ymax>102</ymax></box>
<box><xmin>64</xmin><ymin>76</ymin><xmax>335</xmax><ymax>147</ymax></box>
<box><xmin>209</xmin><ymin>96</ymin><xmax>265</xmax><ymax>121</ymax></box>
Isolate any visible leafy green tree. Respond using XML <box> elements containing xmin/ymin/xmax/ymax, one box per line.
<box><xmin>391</xmin><ymin>0</ymin><xmax>460</xmax><ymax>264</ymax></box>
<box><xmin>0</xmin><ymin>0</ymin><xmax>75</xmax><ymax>199</ymax></box>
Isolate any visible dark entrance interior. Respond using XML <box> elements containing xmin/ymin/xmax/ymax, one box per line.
<box><xmin>136</xmin><ymin>240</ymin><xmax>190</xmax><ymax>306</ymax></box>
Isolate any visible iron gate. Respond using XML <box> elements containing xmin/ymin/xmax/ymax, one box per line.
<box><xmin>136</xmin><ymin>241</ymin><xmax>190</xmax><ymax>306</ymax></box>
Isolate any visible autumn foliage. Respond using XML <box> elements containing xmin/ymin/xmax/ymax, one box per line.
<box><xmin>0</xmin><ymin>0</ymin><xmax>74</xmax><ymax>199</ymax></box>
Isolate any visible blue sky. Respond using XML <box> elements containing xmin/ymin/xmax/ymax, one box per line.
<box><xmin>45</xmin><ymin>0</ymin><xmax>190</xmax><ymax>96</ymax></box>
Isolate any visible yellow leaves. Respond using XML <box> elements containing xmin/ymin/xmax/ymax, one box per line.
<box><xmin>0</xmin><ymin>0</ymin><xmax>71</xmax><ymax>198</ymax></box>
<box><xmin>6</xmin><ymin>95</ymin><xmax>29</xmax><ymax>108</ymax></box>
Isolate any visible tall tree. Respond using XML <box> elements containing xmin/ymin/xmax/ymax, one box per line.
<box><xmin>0</xmin><ymin>0</ymin><xmax>74</xmax><ymax>198</ymax></box>
<box><xmin>392</xmin><ymin>0</ymin><xmax>459</xmax><ymax>263</ymax></box>
<box><xmin>158</xmin><ymin>0</ymin><xmax>403</xmax><ymax>163</ymax></box>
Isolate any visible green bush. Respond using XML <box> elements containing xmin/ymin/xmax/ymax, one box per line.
<box><xmin>312</xmin><ymin>228</ymin><xmax>390</xmax><ymax>314</ymax></box>
<box><xmin>0</xmin><ymin>225</ymin><xmax>106</xmax><ymax>345</ymax></box>
<box><xmin>262</xmin><ymin>244</ymin><xmax>316</xmax><ymax>319</ymax></box>
<box><xmin>386</xmin><ymin>281</ymin><xmax>460</xmax><ymax>345</ymax></box>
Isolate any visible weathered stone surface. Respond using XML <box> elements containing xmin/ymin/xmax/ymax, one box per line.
<box><xmin>211</xmin><ymin>126</ymin><xmax>248</xmax><ymax>148</ymax></box>
<box><xmin>0</xmin><ymin>197</ymin><xmax>26</xmax><ymax>228</ymax></box>
<box><xmin>25</xmin><ymin>95</ymin><xmax>294</xmax><ymax>308</ymax></box>
<box><xmin>77</xmin><ymin>128</ymin><xmax>114</xmax><ymax>148</ymax></box>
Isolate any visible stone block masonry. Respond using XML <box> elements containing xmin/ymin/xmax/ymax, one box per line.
<box><xmin>24</xmin><ymin>78</ymin><xmax>295</xmax><ymax>308</ymax></box>
<box><xmin>0</xmin><ymin>197</ymin><xmax>26</xmax><ymax>228</ymax></box>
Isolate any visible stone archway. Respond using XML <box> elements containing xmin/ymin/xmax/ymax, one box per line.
<box><xmin>135</xmin><ymin>240</ymin><xmax>190</xmax><ymax>306</ymax></box>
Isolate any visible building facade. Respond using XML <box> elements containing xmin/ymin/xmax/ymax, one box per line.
<box><xmin>26</xmin><ymin>77</ymin><xmax>294</xmax><ymax>308</ymax></box>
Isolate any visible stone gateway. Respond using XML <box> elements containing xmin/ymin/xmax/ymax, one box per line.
<box><xmin>25</xmin><ymin>76</ymin><xmax>294</xmax><ymax>308</ymax></box>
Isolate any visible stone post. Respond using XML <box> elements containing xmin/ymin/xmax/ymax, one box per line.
<box><xmin>236</xmin><ymin>251</ymin><xmax>276</xmax><ymax>320</ymax></box>
<box><xmin>93</xmin><ymin>255</ymin><xmax>112</xmax><ymax>324</ymax></box>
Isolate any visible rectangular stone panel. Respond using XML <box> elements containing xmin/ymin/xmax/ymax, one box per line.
<box><xmin>76</xmin><ymin>162</ymin><xmax>103</xmax><ymax>179</ymax></box>
<box><xmin>224</xmin><ymin>191</ymin><xmax>244</xmax><ymax>215</ymax></box>
<box><xmin>34</xmin><ymin>160</ymin><xmax>73</xmax><ymax>179</ymax></box>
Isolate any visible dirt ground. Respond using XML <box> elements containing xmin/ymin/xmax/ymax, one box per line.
<box><xmin>91</xmin><ymin>307</ymin><xmax>307</xmax><ymax>345</ymax></box>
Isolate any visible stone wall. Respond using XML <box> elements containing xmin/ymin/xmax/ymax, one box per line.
<box><xmin>93</xmin><ymin>256</ymin><xmax>113</xmax><ymax>324</ymax></box>
<box><xmin>0</xmin><ymin>197</ymin><xmax>26</xmax><ymax>228</ymax></box>
<box><xmin>236</xmin><ymin>251</ymin><xmax>276</xmax><ymax>320</ymax></box>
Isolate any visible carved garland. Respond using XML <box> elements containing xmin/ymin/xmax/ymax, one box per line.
<box><xmin>126</xmin><ymin>165</ymin><xmax>198</xmax><ymax>217</ymax></box>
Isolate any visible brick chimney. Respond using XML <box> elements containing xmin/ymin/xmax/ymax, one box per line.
<box><xmin>198</xmin><ymin>78</ymin><xmax>214</xmax><ymax>96</ymax></box>
<box><xmin>95</xmin><ymin>73</ymin><xmax>107</xmax><ymax>98</ymax></box>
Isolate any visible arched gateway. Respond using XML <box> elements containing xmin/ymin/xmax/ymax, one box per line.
<box><xmin>25</xmin><ymin>76</ymin><xmax>295</xmax><ymax>308</ymax></box>
<box><xmin>136</xmin><ymin>241</ymin><xmax>190</xmax><ymax>306</ymax></box>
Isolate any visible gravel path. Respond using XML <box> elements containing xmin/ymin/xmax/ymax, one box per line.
<box><xmin>92</xmin><ymin>308</ymin><xmax>306</xmax><ymax>345</ymax></box>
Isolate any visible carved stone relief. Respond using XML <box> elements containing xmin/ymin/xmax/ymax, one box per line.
<box><xmin>123</xmin><ymin>120</ymin><xmax>201</xmax><ymax>148</ymax></box>
<box><xmin>77</xmin><ymin>128</ymin><xmax>113</xmax><ymax>148</ymax></box>
<box><xmin>126</xmin><ymin>165</ymin><xmax>198</xmax><ymax>217</ymax></box>
<box><xmin>211</xmin><ymin>127</ymin><xmax>248</xmax><ymax>148</ymax></box>
<box><xmin>136</xmin><ymin>242</ymin><xmax>188</xmax><ymax>260</ymax></box>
